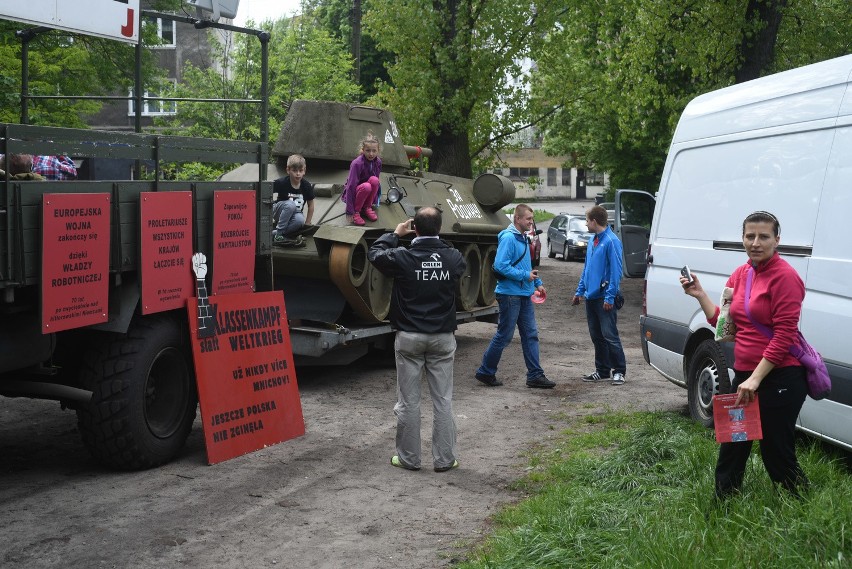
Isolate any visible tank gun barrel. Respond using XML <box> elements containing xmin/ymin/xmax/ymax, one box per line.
<box><xmin>403</xmin><ymin>145</ymin><xmax>432</xmax><ymax>159</ymax></box>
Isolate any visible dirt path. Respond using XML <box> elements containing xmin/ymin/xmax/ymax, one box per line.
<box><xmin>0</xmin><ymin>248</ymin><xmax>687</xmax><ymax>568</ymax></box>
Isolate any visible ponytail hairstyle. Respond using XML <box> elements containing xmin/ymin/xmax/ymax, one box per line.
<box><xmin>359</xmin><ymin>131</ymin><xmax>380</xmax><ymax>154</ymax></box>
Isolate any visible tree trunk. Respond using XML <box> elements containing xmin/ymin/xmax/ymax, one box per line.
<box><xmin>735</xmin><ymin>0</ymin><xmax>788</xmax><ymax>83</ymax></box>
<box><xmin>427</xmin><ymin>127</ymin><xmax>473</xmax><ymax>179</ymax></box>
<box><xmin>421</xmin><ymin>0</ymin><xmax>474</xmax><ymax>178</ymax></box>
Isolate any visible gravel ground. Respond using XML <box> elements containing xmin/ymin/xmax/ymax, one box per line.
<box><xmin>0</xmin><ymin>208</ymin><xmax>689</xmax><ymax>568</ymax></box>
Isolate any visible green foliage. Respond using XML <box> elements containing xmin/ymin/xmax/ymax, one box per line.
<box><xmin>534</xmin><ymin>0</ymin><xmax>852</xmax><ymax>192</ymax></box>
<box><xmin>159</xmin><ymin>161</ymin><xmax>229</xmax><ymax>182</ymax></box>
<box><xmin>363</xmin><ymin>0</ymin><xmax>559</xmax><ymax>176</ymax></box>
<box><xmin>457</xmin><ymin>411</ymin><xmax>852</xmax><ymax>568</ymax></box>
<box><xmin>0</xmin><ymin>14</ymin><xmax>170</xmax><ymax>127</ymax></box>
<box><xmin>309</xmin><ymin>0</ymin><xmax>391</xmax><ymax>99</ymax></box>
<box><xmin>502</xmin><ymin>207</ymin><xmax>555</xmax><ymax>223</ymax></box>
<box><xmin>155</xmin><ymin>15</ymin><xmax>359</xmax><ymax>144</ymax></box>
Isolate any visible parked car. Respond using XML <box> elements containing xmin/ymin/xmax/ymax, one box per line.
<box><xmin>547</xmin><ymin>214</ymin><xmax>593</xmax><ymax>261</ymax></box>
<box><xmin>599</xmin><ymin>202</ymin><xmax>616</xmax><ymax>226</ymax></box>
<box><xmin>528</xmin><ymin>222</ymin><xmax>542</xmax><ymax>268</ymax></box>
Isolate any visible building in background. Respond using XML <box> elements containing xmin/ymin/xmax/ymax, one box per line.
<box><xmin>86</xmin><ymin>2</ymin><xmax>230</xmax><ymax>131</ymax></box>
<box><xmin>489</xmin><ymin>147</ymin><xmax>608</xmax><ymax>201</ymax></box>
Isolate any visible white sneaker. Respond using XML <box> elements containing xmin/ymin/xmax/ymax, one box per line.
<box><xmin>611</xmin><ymin>372</ymin><xmax>625</xmax><ymax>386</ymax></box>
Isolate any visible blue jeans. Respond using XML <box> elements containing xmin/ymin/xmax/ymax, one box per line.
<box><xmin>477</xmin><ymin>294</ymin><xmax>544</xmax><ymax>381</ymax></box>
<box><xmin>272</xmin><ymin>200</ymin><xmax>304</xmax><ymax>237</ymax></box>
<box><xmin>585</xmin><ymin>297</ymin><xmax>626</xmax><ymax>376</ymax></box>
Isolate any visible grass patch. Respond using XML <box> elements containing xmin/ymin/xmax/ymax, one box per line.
<box><xmin>457</xmin><ymin>412</ymin><xmax>852</xmax><ymax>568</ymax></box>
<box><xmin>502</xmin><ymin>208</ymin><xmax>555</xmax><ymax>223</ymax></box>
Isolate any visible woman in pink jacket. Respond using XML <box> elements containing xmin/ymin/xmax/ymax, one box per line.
<box><xmin>681</xmin><ymin>211</ymin><xmax>808</xmax><ymax>499</ymax></box>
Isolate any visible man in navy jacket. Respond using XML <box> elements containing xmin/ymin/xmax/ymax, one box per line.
<box><xmin>369</xmin><ymin>207</ymin><xmax>466</xmax><ymax>472</ymax></box>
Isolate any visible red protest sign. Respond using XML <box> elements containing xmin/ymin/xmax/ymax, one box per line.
<box><xmin>188</xmin><ymin>290</ymin><xmax>304</xmax><ymax>465</ymax></box>
<box><xmin>139</xmin><ymin>191</ymin><xmax>194</xmax><ymax>314</ymax></box>
<box><xmin>41</xmin><ymin>193</ymin><xmax>111</xmax><ymax>333</ymax></box>
<box><xmin>212</xmin><ymin>190</ymin><xmax>256</xmax><ymax>295</ymax></box>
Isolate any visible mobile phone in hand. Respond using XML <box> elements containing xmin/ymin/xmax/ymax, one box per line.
<box><xmin>681</xmin><ymin>265</ymin><xmax>694</xmax><ymax>286</ymax></box>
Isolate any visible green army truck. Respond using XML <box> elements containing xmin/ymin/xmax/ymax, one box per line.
<box><xmin>1</xmin><ymin>100</ymin><xmax>515</xmax><ymax>470</ymax></box>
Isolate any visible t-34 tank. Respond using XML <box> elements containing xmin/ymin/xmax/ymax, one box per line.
<box><xmin>223</xmin><ymin>100</ymin><xmax>515</xmax><ymax>326</ymax></box>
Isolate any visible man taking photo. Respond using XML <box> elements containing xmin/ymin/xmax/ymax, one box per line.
<box><xmin>368</xmin><ymin>207</ymin><xmax>466</xmax><ymax>472</ymax></box>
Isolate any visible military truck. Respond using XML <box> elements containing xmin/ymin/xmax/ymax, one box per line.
<box><xmin>0</xmin><ymin>123</ymin><xmax>270</xmax><ymax>470</ymax></box>
<box><xmin>2</xmin><ymin>0</ymin><xmax>514</xmax><ymax>475</ymax></box>
<box><xmin>0</xmin><ymin>99</ymin><xmax>514</xmax><ymax>469</ymax></box>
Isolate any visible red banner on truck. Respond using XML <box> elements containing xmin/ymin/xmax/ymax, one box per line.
<box><xmin>140</xmin><ymin>191</ymin><xmax>194</xmax><ymax>314</ymax></box>
<box><xmin>188</xmin><ymin>290</ymin><xmax>305</xmax><ymax>465</ymax></box>
<box><xmin>212</xmin><ymin>190</ymin><xmax>256</xmax><ymax>295</ymax></box>
<box><xmin>41</xmin><ymin>193</ymin><xmax>111</xmax><ymax>333</ymax></box>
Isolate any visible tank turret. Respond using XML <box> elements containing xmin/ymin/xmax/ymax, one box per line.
<box><xmin>222</xmin><ymin>100</ymin><xmax>515</xmax><ymax>325</ymax></box>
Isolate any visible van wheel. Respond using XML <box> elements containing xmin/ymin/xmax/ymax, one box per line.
<box><xmin>76</xmin><ymin>314</ymin><xmax>197</xmax><ymax>470</ymax></box>
<box><xmin>547</xmin><ymin>241</ymin><xmax>557</xmax><ymax>259</ymax></box>
<box><xmin>687</xmin><ymin>339</ymin><xmax>731</xmax><ymax>428</ymax></box>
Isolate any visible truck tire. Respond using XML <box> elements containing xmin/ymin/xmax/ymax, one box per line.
<box><xmin>687</xmin><ymin>339</ymin><xmax>731</xmax><ymax>428</ymax></box>
<box><xmin>75</xmin><ymin>314</ymin><xmax>197</xmax><ymax>469</ymax></box>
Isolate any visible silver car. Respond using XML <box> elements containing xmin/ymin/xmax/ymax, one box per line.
<box><xmin>547</xmin><ymin>214</ymin><xmax>593</xmax><ymax>261</ymax></box>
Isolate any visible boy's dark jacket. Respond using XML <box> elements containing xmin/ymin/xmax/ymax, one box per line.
<box><xmin>368</xmin><ymin>233</ymin><xmax>466</xmax><ymax>333</ymax></box>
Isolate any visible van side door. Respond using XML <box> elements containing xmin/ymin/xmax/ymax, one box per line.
<box><xmin>614</xmin><ymin>189</ymin><xmax>656</xmax><ymax>278</ymax></box>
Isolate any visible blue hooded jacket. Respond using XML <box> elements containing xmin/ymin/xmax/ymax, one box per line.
<box><xmin>493</xmin><ymin>225</ymin><xmax>542</xmax><ymax>295</ymax></box>
<box><xmin>575</xmin><ymin>226</ymin><xmax>622</xmax><ymax>304</ymax></box>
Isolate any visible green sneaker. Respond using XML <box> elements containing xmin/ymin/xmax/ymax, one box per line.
<box><xmin>391</xmin><ymin>455</ymin><xmax>420</xmax><ymax>471</ymax></box>
<box><xmin>434</xmin><ymin>460</ymin><xmax>459</xmax><ymax>472</ymax></box>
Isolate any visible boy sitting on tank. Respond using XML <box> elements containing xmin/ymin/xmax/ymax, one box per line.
<box><xmin>272</xmin><ymin>154</ymin><xmax>315</xmax><ymax>247</ymax></box>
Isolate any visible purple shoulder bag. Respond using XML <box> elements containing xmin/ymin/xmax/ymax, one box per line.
<box><xmin>744</xmin><ymin>268</ymin><xmax>831</xmax><ymax>400</ymax></box>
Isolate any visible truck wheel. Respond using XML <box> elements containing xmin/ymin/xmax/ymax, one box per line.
<box><xmin>547</xmin><ymin>241</ymin><xmax>556</xmax><ymax>259</ymax></box>
<box><xmin>76</xmin><ymin>314</ymin><xmax>197</xmax><ymax>469</ymax></box>
<box><xmin>687</xmin><ymin>339</ymin><xmax>731</xmax><ymax>428</ymax></box>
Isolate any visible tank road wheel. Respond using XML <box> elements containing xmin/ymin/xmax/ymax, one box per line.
<box><xmin>456</xmin><ymin>244</ymin><xmax>482</xmax><ymax>312</ymax></box>
<box><xmin>330</xmin><ymin>240</ymin><xmax>392</xmax><ymax>322</ymax></box>
<box><xmin>75</xmin><ymin>314</ymin><xmax>197</xmax><ymax>470</ymax></box>
<box><xmin>361</xmin><ymin>261</ymin><xmax>392</xmax><ymax>321</ymax></box>
<box><xmin>477</xmin><ymin>245</ymin><xmax>497</xmax><ymax>306</ymax></box>
<box><xmin>687</xmin><ymin>339</ymin><xmax>731</xmax><ymax>428</ymax></box>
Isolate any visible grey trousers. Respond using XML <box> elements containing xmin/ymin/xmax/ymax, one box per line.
<box><xmin>393</xmin><ymin>331</ymin><xmax>457</xmax><ymax>470</ymax></box>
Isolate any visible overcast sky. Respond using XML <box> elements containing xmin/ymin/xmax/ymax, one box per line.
<box><xmin>233</xmin><ymin>0</ymin><xmax>302</xmax><ymax>26</ymax></box>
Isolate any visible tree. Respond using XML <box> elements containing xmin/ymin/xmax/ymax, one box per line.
<box><xmin>0</xmin><ymin>0</ymin><xmax>181</xmax><ymax>127</ymax></box>
<box><xmin>308</xmin><ymin>0</ymin><xmax>390</xmax><ymax>99</ymax></box>
<box><xmin>0</xmin><ymin>22</ymin><xmax>166</xmax><ymax>127</ymax></box>
<box><xmin>363</xmin><ymin>0</ymin><xmax>559</xmax><ymax>178</ymax></box>
<box><xmin>156</xmin><ymin>15</ymin><xmax>359</xmax><ymax>147</ymax></box>
<box><xmin>533</xmin><ymin>0</ymin><xmax>852</xmax><ymax>191</ymax></box>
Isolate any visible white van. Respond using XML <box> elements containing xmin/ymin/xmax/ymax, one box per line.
<box><xmin>638</xmin><ymin>54</ymin><xmax>852</xmax><ymax>452</ymax></box>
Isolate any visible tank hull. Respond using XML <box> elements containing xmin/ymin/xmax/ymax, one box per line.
<box><xmin>223</xmin><ymin>100</ymin><xmax>515</xmax><ymax>324</ymax></box>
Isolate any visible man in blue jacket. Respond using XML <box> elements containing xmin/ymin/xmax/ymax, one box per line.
<box><xmin>476</xmin><ymin>204</ymin><xmax>555</xmax><ymax>389</ymax></box>
<box><xmin>572</xmin><ymin>205</ymin><xmax>627</xmax><ymax>385</ymax></box>
<box><xmin>369</xmin><ymin>207</ymin><xmax>467</xmax><ymax>472</ymax></box>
